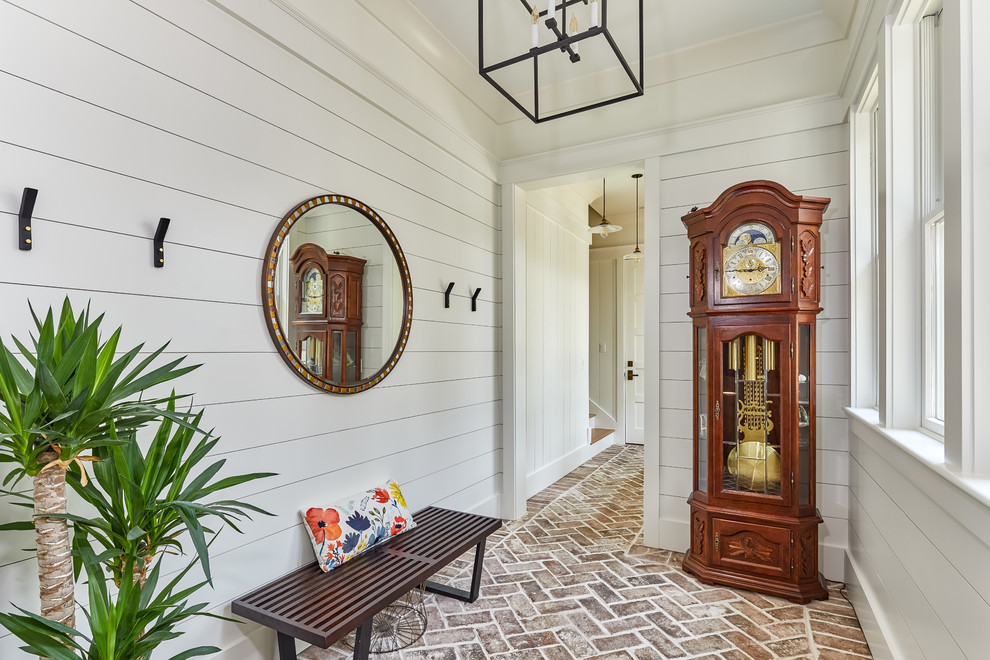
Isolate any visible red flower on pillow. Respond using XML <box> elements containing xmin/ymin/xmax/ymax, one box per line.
<box><xmin>372</xmin><ymin>488</ymin><xmax>390</xmax><ymax>504</ymax></box>
<box><xmin>390</xmin><ymin>516</ymin><xmax>408</xmax><ymax>535</ymax></box>
<box><xmin>305</xmin><ymin>508</ymin><xmax>342</xmax><ymax>545</ymax></box>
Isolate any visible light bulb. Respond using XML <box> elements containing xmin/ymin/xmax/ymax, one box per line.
<box><xmin>531</xmin><ymin>9</ymin><xmax>539</xmax><ymax>48</ymax></box>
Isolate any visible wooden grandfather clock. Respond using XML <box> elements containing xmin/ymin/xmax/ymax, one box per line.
<box><xmin>289</xmin><ymin>243</ymin><xmax>365</xmax><ymax>385</ymax></box>
<box><xmin>681</xmin><ymin>180</ymin><xmax>830</xmax><ymax>603</ymax></box>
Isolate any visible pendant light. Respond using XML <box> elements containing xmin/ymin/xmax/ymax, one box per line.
<box><xmin>589</xmin><ymin>178</ymin><xmax>623</xmax><ymax>237</ymax></box>
<box><xmin>478</xmin><ymin>0</ymin><xmax>644</xmax><ymax>123</ymax></box>
<box><xmin>624</xmin><ymin>174</ymin><xmax>644</xmax><ymax>262</ymax></box>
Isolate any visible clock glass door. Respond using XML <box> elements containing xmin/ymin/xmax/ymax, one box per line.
<box><xmin>719</xmin><ymin>331</ymin><xmax>783</xmax><ymax>497</ymax></box>
<box><xmin>696</xmin><ymin>326</ymin><xmax>708</xmax><ymax>493</ymax></box>
<box><xmin>299</xmin><ymin>334</ymin><xmax>325</xmax><ymax>377</ymax></box>
<box><xmin>797</xmin><ymin>324</ymin><xmax>813</xmax><ymax>506</ymax></box>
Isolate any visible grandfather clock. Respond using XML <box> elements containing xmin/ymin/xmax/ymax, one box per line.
<box><xmin>289</xmin><ymin>243</ymin><xmax>365</xmax><ymax>385</ymax></box>
<box><xmin>681</xmin><ymin>180</ymin><xmax>829</xmax><ymax>603</ymax></box>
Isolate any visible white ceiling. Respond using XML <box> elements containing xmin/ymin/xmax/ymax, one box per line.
<box><xmin>403</xmin><ymin>0</ymin><xmax>843</xmax><ymax>222</ymax></box>
<box><xmin>411</xmin><ymin>1</ymin><xmax>825</xmax><ymax>65</ymax></box>
<box><xmin>409</xmin><ymin>0</ymin><xmax>826</xmax><ymax>100</ymax></box>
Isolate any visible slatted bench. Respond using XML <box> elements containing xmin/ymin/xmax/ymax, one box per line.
<box><xmin>231</xmin><ymin>506</ymin><xmax>502</xmax><ymax>660</ymax></box>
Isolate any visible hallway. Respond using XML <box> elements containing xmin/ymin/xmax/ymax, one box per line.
<box><xmin>304</xmin><ymin>445</ymin><xmax>871</xmax><ymax>659</ymax></box>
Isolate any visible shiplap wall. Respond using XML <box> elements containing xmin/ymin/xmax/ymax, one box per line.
<box><xmin>656</xmin><ymin>124</ymin><xmax>851</xmax><ymax>579</ymax></box>
<box><xmin>0</xmin><ymin>1</ymin><xmax>501</xmax><ymax>658</ymax></box>
<box><xmin>846</xmin><ymin>415</ymin><xmax>990</xmax><ymax>660</ymax></box>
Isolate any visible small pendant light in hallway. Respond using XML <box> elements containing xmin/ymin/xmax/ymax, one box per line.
<box><xmin>589</xmin><ymin>178</ymin><xmax>623</xmax><ymax>237</ymax></box>
<box><xmin>624</xmin><ymin>173</ymin><xmax>644</xmax><ymax>262</ymax></box>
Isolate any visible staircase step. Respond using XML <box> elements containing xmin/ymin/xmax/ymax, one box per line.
<box><xmin>589</xmin><ymin>413</ymin><xmax>596</xmax><ymax>419</ymax></box>
<box><xmin>590</xmin><ymin>428</ymin><xmax>614</xmax><ymax>445</ymax></box>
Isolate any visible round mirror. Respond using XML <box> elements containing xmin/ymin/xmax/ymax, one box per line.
<box><xmin>262</xmin><ymin>195</ymin><xmax>412</xmax><ymax>394</ymax></box>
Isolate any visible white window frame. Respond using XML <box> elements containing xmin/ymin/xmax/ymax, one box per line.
<box><xmin>850</xmin><ymin>0</ymin><xmax>990</xmax><ymax>475</ymax></box>
<box><xmin>849</xmin><ymin>68</ymin><xmax>880</xmax><ymax>411</ymax></box>
<box><xmin>918</xmin><ymin>7</ymin><xmax>945</xmax><ymax>436</ymax></box>
<box><xmin>923</xmin><ymin>211</ymin><xmax>945</xmax><ymax>434</ymax></box>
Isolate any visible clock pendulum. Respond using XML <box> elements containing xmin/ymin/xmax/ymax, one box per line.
<box><xmin>725</xmin><ymin>335</ymin><xmax>781</xmax><ymax>492</ymax></box>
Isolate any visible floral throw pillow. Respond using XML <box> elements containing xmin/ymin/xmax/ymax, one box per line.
<box><xmin>301</xmin><ymin>481</ymin><xmax>416</xmax><ymax>572</ymax></box>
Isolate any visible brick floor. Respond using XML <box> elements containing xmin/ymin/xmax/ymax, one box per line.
<box><xmin>301</xmin><ymin>445</ymin><xmax>871</xmax><ymax>660</ymax></box>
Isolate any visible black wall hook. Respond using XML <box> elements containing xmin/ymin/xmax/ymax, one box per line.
<box><xmin>18</xmin><ymin>187</ymin><xmax>37</xmax><ymax>251</ymax></box>
<box><xmin>444</xmin><ymin>282</ymin><xmax>455</xmax><ymax>308</ymax></box>
<box><xmin>471</xmin><ymin>288</ymin><xmax>482</xmax><ymax>312</ymax></box>
<box><xmin>154</xmin><ymin>218</ymin><xmax>170</xmax><ymax>268</ymax></box>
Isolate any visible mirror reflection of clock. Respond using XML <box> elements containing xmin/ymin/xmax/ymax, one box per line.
<box><xmin>727</xmin><ymin>221</ymin><xmax>775</xmax><ymax>246</ymax></box>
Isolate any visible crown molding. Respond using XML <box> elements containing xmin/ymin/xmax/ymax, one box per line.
<box><xmin>499</xmin><ymin>93</ymin><xmax>846</xmax><ymax>185</ymax></box>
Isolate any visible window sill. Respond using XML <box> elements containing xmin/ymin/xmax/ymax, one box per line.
<box><xmin>845</xmin><ymin>407</ymin><xmax>990</xmax><ymax>510</ymax></box>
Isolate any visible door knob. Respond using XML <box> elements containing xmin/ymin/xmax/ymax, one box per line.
<box><xmin>627</xmin><ymin>369</ymin><xmax>639</xmax><ymax>381</ymax></box>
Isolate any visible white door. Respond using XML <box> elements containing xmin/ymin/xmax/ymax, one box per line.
<box><xmin>623</xmin><ymin>259</ymin><xmax>645</xmax><ymax>444</ymax></box>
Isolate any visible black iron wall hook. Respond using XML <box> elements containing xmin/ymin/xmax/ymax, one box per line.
<box><xmin>18</xmin><ymin>187</ymin><xmax>37</xmax><ymax>251</ymax></box>
<box><xmin>471</xmin><ymin>288</ymin><xmax>482</xmax><ymax>312</ymax></box>
<box><xmin>154</xmin><ymin>218</ymin><xmax>170</xmax><ymax>268</ymax></box>
<box><xmin>444</xmin><ymin>282</ymin><xmax>455</xmax><ymax>308</ymax></box>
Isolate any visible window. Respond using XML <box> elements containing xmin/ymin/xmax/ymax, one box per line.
<box><xmin>849</xmin><ymin>68</ymin><xmax>880</xmax><ymax>410</ymax></box>
<box><xmin>870</xmin><ymin>102</ymin><xmax>880</xmax><ymax>409</ymax></box>
<box><xmin>919</xmin><ymin>8</ymin><xmax>944</xmax><ymax>433</ymax></box>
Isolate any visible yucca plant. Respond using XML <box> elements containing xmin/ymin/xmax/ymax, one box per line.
<box><xmin>0</xmin><ymin>299</ymin><xmax>198</xmax><ymax>628</ymax></box>
<box><xmin>0</xmin><ymin>537</ymin><xmax>230</xmax><ymax>660</ymax></box>
<box><xmin>57</xmin><ymin>398</ymin><xmax>274</xmax><ymax>587</ymax></box>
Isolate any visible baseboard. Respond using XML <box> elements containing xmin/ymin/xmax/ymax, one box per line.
<box><xmin>209</xmin><ymin>619</ymin><xmax>280</xmax><ymax>660</ymax></box>
<box><xmin>467</xmin><ymin>493</ymin><xmax>501</xmax><ymax>518</ymax></box>
<box><xmin>843</xmin><ymin>547</ymin><xmax>897</xmax><ymax>660</ymax></box>
<box><xmin>654</xmin><ymin>517</ymin><xmax>690</xmax><ymax>552</ymax></box>
<box><xmin>821</xmin><ymin>542</ymin><xmax>846</xmax><ymax>583</ymax></box>
<box><xmin>525</xmin><ymin>436</ymin><xmax>614</xmax><ymax>497</ymax></box>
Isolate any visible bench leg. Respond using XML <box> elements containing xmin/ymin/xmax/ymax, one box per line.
<box><xmin>352</xmin><ymin>619</ymin><xmax>373</xmax><ymax>660</ymax></box>
<box><xmin>425</xmin><ymin>538</ymin><xmax>488</xmax><ymax>603</ymax></box>
<box><xmin>276</xmin><ymin>632</ymin><xmax>297</xmax><ymax>660</ymax></box>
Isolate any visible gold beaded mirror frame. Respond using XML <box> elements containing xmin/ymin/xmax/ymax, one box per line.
<box><xmin>262</xmin><ymin>195</ymin><xmax>413</xmax><ymax>394</ymax></box>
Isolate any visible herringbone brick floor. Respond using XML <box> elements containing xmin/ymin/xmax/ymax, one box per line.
<box><xmin>302</xmin><ymin>445</ymin><xmax>871</xmax><ymax>660</ymax></box>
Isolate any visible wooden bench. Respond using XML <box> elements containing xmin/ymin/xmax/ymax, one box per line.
<box><xmin>231</xmin><ymin>506</ymin><xmax>502</xmax><ymax>660</ymax></box>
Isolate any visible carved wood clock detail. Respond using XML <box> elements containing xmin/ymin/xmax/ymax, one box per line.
<box><xmin>693</xmin><ymin>241</ymin><xmax>707</xmax><ymax>303</ymax></box>
<box><xmin>330</xmin><ymin>273</ymin><xmax>346</xmax><ymax>318</ymax></box>
<box><xmin>680</xmin><ymin>181</ymin><xmax>830</xmax><ymax>604</ymax></box>
<box><xmin>800</xmin><ymin>531</ymin><xmax>816</xmax><ymax>577</ymax></box>
<box><xmin>724</xmin><ymin>533</ymin><xmax>777</xmax><ymax>565</ymax></box>
<box><xmin>693</xmin><ymin>513</ymin><xmax>706</xmax><ymax>555</ymax></box>
<box><xmin>799</xmin><ymin>231</ymin><xmax>818</xmax><ymax>299</ymax></box>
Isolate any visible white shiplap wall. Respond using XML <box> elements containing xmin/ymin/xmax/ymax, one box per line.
<box><xmin>655</xmin><ymin>123</ymin><xmax>851</xmax><ymax>580</ymax></box>
<box><xmin>0</xmin><ymin>1</ymin><xmax>501</xmax><ymax>658</ymax></box>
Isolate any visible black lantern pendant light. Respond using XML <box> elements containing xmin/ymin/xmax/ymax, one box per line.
<box><xmin>478</xmin><ymin>0</ymin><xmax>645</xmax><ymax>123</ymax></box>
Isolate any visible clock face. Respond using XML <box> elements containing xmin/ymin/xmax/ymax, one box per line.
<box><xmin>727</xmin><ymin>222</ymin><xmax>775</xmax><ymax>247</ymax></box>
<box><xmin>302</xmin><ymin>268</ymin><xmax>324</xmax><ymax>314</ymax></box>
<box><xmin>723</xmin><ymin>244</ymin><xmax>781</xmax><ymax>296</ymax></box>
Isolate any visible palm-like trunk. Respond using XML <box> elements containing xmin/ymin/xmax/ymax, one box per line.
<box><xmin>33</xmin><ymin>451</ymin><xmax>75</xmax><ymax>629</ymax></box>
